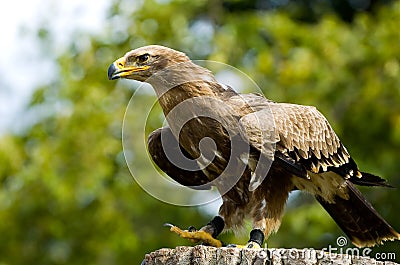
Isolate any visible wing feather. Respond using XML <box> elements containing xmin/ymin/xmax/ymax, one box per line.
<box><xmin>234</xmin><ymin>94</ymin><xmax>351</xmax><ymax>175</ymax></box>
<box><xmin>268</xmin><ymin>103</ymin><xmax>350</xmax><ymax>173</ymax></box>
<box><xmin>233</xmin><ymin>93</ymin><xmax>390</xmax><ymax>188</ymax></box>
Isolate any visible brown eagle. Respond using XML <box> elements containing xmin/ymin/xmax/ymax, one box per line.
<box><xmin>108</xmin><ymin>45</ymin><xmax>399</xmax><ymax>248</ymax></box>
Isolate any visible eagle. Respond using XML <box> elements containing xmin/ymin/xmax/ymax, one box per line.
<box><xmin>108</xmin><ymin>45</ymin><xmax>399</xmax><ymax>248</ymax></box>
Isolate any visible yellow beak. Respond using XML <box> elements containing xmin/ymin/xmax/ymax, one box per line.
<box><xmin>108</xmin><ymin>57</ymin><xmax>149</xmax><ymax>80</ymax></box>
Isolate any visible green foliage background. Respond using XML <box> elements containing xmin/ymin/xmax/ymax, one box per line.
<box><xmin>0</xmin><ymin>0</ymin><xmax>399</xmax><ymax>264</ymax></box>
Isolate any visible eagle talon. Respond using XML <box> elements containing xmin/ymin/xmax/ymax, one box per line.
<box><xmin>225</xmin><ymin>242</ymin><xmax>262</xmax><ymax>248</ymax></box>
<box><xmin>246</xmin><ymin>242</ymin><xmax>262</xmax><ymax>249</ymax></box>
<box><xmin>188</xmin><ymin>226</ymin><xmax>197</xmax><ymax>232</ymax></box>
<box><xmin>167</xmin><ymin>224</ymin><xmax>223</xmax><ymax>247</ymax></box>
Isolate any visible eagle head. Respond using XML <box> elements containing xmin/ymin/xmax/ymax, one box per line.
<box><xmin>108</xmin><ymin>45</ymin><xmax>190</xmax><ymax>81</ymax></box>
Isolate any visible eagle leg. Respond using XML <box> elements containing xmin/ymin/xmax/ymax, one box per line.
<box><xmin>248</xmin><ymin>229</ymin><xmax>265</xmax><ymax>247</ymax></box>
<box><xmin>165</xmin><ymin>216</ymin><xmax>225</xmax><ymax>247</ymax></box>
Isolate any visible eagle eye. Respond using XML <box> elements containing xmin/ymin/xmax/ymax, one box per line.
<box><xmin>137</xmin><ymin>53</ymin><xmax>150</xmax><ymax>64</ymax></box>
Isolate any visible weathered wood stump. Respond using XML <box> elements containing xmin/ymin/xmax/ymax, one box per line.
<box><xmin>142</xmin><ymin>246</ymin><xmax>398</xmax><ymax>265</ymax></box>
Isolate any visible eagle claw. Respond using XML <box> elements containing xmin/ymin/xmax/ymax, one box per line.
<box><xmin>226</xmin><ymin>242</ymin><xmax>262</xmax><ymax>249</ymax></box>
<box><xmin>167</xmin><ymin>224</ymin><xmax>223</xmax><ymax>247</ymax></box>
<box><xmin>188</xmin><ymin>226</ymin><xmax>197</xmax><ymax>232</ymax></box>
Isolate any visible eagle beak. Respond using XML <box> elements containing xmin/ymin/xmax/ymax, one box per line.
<box><xmin>108</xmin><ymin>57</ymin><xmax>150</xmax><ymax>80</ymax></box>
<box><xmin>107</xmin><ymin>63</ymin><xmax>119</xmax><ymax>80</ymax></box>
<box><xmin>108</xmin><ymin>57</ymin><xmax>127</xmax><ymax>80</ymax></box>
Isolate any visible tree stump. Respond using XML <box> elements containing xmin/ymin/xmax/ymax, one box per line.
<box><xmin>142</xmin><ymin>246</ymin><xmax>398</xmax><ymax>265</ymax></box>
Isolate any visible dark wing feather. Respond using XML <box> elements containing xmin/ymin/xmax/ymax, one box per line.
<box><xmin>147</xmin><ymin>127</ymin><xmax>212</xmax><ymax>190</ymax></box>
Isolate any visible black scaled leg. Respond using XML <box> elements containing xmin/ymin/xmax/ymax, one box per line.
<box><xmin>203</xmin><ymin>216</ymin><xmax>225</xmax><ymax>238</ymax></box>
<box><xmin>247</xmin><ymin>229</ymin><xmax>265</xmax><ymax>248</ymax></box>
<box><xmin>227</xmin><ymin>228</ymin><xmax>266</xmax><ymax>249</ymax></box>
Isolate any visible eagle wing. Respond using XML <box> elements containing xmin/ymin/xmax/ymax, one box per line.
<box><xmin>237</xmin><ymin>93</ymin><xmax>351</xmax><ymax>190</ymax></box>
<box><xmin>236</xmin><ymin>93</ymin><xmax>350</xmax><ymax>172</ymax></box>
<box><xmin>148</xmin><ymin>127</ymin><xmax>212</xmax><ymax>190</ymax></box>
<box><xmin>268</xmin><ymin>102</ymin><xmax>350</xmax><ymax>173</ymax></box>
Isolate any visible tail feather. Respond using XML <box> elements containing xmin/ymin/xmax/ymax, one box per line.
<box><xmin>316</xmin><ymin>181</ymin><xmax>400</xmax><ymax>247</ymax></box>
<box><xmin>329</xmin><ymin>158</ymin><xmax>393</xmax><ymax>187</ymax></box>
<box><xmin>352</xmin><ymin>171</ymin><xmax>394</xmax><ymax>187</ymax></box>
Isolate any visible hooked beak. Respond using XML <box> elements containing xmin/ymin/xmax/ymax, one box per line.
<box><xmin>107</xmin><ymin>63</ymin><xmax>120</xmax><ymax>80</ymax></box>
<box><xmin>107</xmin><ymin>57</ymin><xmax>149</xmax><ymax>80</ymax></box>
